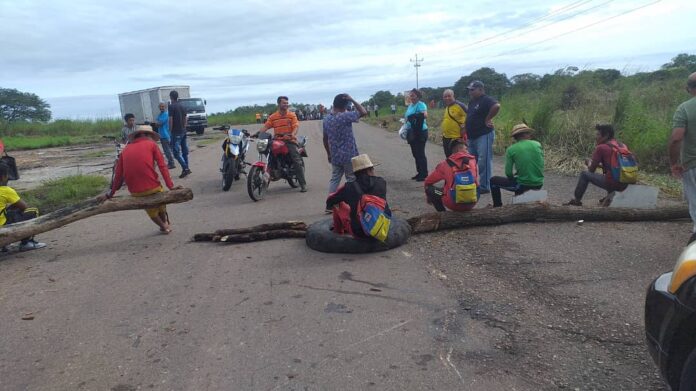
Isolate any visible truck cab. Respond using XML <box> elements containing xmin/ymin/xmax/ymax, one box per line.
<box><xmin>179</xmin><ymin>98</ymin><xmax>207</xmax><ymax>135</ymax></box>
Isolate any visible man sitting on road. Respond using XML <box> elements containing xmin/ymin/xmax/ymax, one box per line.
<box><xmin>326</xmin><ymin>154</ymin><xmax>391</xmax><ymax>239</ymax></box>
<box><xmin>121</xmin><ymin>113</ymin><xmax>137</xmax><ymax>144</ymax></box>
<box><xmin>423</xmin><ymin>139</ymin><xmax>479</xmax><ymax>212</ymax></box>
<box><xmin>98</xmin><ymin>125</ymin><xmax>182</xmax><ymax>234</ymax></box>
<box><xmin>0</xmin><ymin>163</ymin><xmax>46</xmax><ymax>252</ymax></box>
<box><xmin>565</xmin><ymin>124</ymin><xmax>629</xmax><ymax>206</ymax></box>
<box><xmin>489</xmin><ymin>124</ymin><xmax>544</xmax><ymax>207</ymax></box>
<box><xmin>323</xmin><ymin>93</ymin><xmax>368</xmax><ymax>199</ymax></box>
<box><xmin>262</xmin><ymin>96</ymin><xmax>307</xmax><ymax>192</ymax></box>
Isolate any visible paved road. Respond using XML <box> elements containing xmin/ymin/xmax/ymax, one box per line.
<box><xmin>0</xmin><ymin>120</ymin><xmax>687</xmax><ymax>390</ymax></box>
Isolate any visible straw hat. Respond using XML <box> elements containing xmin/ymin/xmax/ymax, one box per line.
<box><xmin>129</xmin><ymin>124</ymin><xmax>160</xmax><ymax>141</ymax></box>
<box><xmin>511</xmin><ymin>123</ymin><xmax>534</xmax><ymax>137</ymax></box>
<box><xmin>351</xmin><ymin>154</ymin><xmax>377</xmax><ymax>173</ymax></box>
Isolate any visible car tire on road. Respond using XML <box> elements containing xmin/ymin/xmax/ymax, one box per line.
<box><xmin>680</xmin><ymin>347</ymin><xmax>696</xmax><ymax>390</ymax></box>
<box><xmin>305</xmin><ymin>218</ymin><xmax>411</xmax><ymax>254</ymax></box>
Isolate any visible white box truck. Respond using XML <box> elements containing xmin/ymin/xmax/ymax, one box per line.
<box><xmin>118</xmin><ymin>86</ymin><xmax>208</xmax><ymax>134</ymax></box>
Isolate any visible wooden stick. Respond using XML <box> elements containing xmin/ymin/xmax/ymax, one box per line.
<box><xmin>0</xmin><ymin>188</ymin><xmax>194</xmax><ymax>247</ymax></box>
<box><xmin>218</xmin><ymin>229</ymin><xmax>306</xmax><ymax>244</ymax></box>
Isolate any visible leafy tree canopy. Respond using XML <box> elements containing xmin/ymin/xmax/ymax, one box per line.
<box><xmin>0</xmin><ymin>88</ymin><xmax>52</xmax><ymax>122</ymax></box>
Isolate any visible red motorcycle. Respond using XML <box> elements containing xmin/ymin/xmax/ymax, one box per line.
<box><xmin>247</xmin><ymin>132</ymin><xmax>307</xmax><ymax>201</ymax></box>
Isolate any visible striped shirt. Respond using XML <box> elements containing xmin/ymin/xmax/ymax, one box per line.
<box><xmin>263</xmin><ymin>111</ymin><xmax>299</xmax><ymax>142</ymax></box>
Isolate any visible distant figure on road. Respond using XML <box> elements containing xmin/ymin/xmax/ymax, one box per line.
<box><xmin>405</xmin><ymin>88</ymin><xmax>429</xmax><ymax>181</ymax></box>
<box><xmin>391</xmin><ymin>103</ymin><xmax>397</xmax><ymax>115</ymax></box>
<box><xmin>0</xmin><ymin>163</ymin><xmax>46</xmax><ymax>252</ymax></box>
<box><xmin>326</xmin><ymin>154</ymin><xmax>391</xmax><ymax>239</ymax></box>
<box><xmin>374</xmin><ymin>104</ymin><xmax>379</xmax><ymax>118</ymax></box>
<box><xmin>121</xmin><ymin>113</ymin><xmax>137</xmax><ymax>143</ymax></box>
<box><xmin>564</xmin><ymin>124</ymin><xmax>629</xmax><ymax>207</ymax></box>
<box><xmin>441</xmin><ymin>89</ymin><xmax>467</xmax><ymax>157</ymax></box>
<box><xmin>168</xmin><ymin>90</ymin><xmax>192</xmax><ymax>178</ymax></box>
<box><xmin>255</xmin><ymin>112</ymin><xmax>262</xmax><ymax>124</ymax></box>
<box><xmin>669</xmin><ymin>72</ymin><xmax>696</xmax><ymax>243</ymax></box>
<box><xmin>423</xmin><ymin>138</ymin><xmax>478</xmax><ymax>212</ymax></box>
<box><xmin>156</xmin><ymin>102</ymin><xmax>176</xmax><ymax>169</ymax></box>
<box><xmin>323</xmin><ymin>93</ymin><xmax>368</xmax><ymax>199</ymax></box>
<box><xmin>262</xmin><ymin>96</ymin><xmax>307</xmax><ymax>192</ymax></box>
<box><xmin>466</xmin><ymin>80</ymin><xmax>500</xmax><ymax>194</ymax></box>
<box><xmin>262</xmin><ymin>112</ymin><xmax>269</xmax><ymax>122</ymax></box>
<box><xmin>98</xmin><ymin>125</ymin><xmax>182</xmax><ymax>234</ymax></box>
<box><xmin>490</xmin><ymin>124</ymin><xmax>544</xmax><ymax>207</ymax></box>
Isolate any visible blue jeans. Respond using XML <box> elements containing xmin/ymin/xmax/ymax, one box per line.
<box><xmin>329</xmin><ymin>162</ymin><xmax>355</xmax><ymax>194</ymax></box>
<box><xmin>171</xmin><ymin>134</ymin><xmax>189</xmax><ymax>170</ymax></box>
<box><xmin>468</xmin><ymin>131</ymin><xmax>495</xmax><ymax>192</ymax></box>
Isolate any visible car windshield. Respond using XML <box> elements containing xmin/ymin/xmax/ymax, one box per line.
<box><xmin>179</xmin><ymin>99</ymin><xmax>204</xmax><ymax>112</ymax></box>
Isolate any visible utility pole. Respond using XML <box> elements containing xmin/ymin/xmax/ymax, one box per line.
<box><xmin>410</xmin><ymin>54</ymin><xmax>423</xmax><ymax>89</ymax></box>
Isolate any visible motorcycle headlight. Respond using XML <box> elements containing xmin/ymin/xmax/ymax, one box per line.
<box><xmin>256</xmin><ymin>139</ymin><xmax>269</xmax><ymax>152</ymax></box>
<box><xmin>670</xmin><ymin>242</ymin><xmax>696</xmax><ymax>293</ymax></box>
<box><xmin>228</xmin><ymin>129</ymin><xmax>243</xmax><ymax>144</ymax></box>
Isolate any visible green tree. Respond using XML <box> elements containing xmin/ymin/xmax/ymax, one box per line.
<box><xmin>453</xmin><ymin>67</ymin><xmax>511</xmax><ymax>101</ymax></box>
<box><xmin>662</xmin><ymin>53</ymin><xmax>696</xmax><ymax>72</ymax></box>
<box><xmin>371</xmin><ymin>90</ymin><xmax>395</xmax><ymax>109</ymax></box>
<box><xmin>0</xmin><ymin>88</ymin><xmax>51</xmax><ymax>122</ymax></box>
<box><xmin>510</xmin><ymin>73</ymin><xmax>542</xmax><ymax>92</ymax></box>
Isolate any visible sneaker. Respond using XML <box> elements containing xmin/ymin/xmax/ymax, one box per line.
<box><xmin>300</xmin><ymin>185</ymin><xmax>308</xmax><ymax>193</ymax></box>
<box><xmin>563</xmin><ymin>199</ymin><xmax>582</xmax><ymax>206</ymax></box>
<box><xmin>19</xmin><ymin>240</ymin><xmax>46</xmax><ymax>251</ymax></box>
<box><xmin>179</xmin><ymin>169</ymin><xmax>192</xmax><ymax>179</ymax></box>
<box><xmin>168</xmin><ymin>163</ymin><xmax>176</xmax><ymax>169</ymax></box>
<box><xmin>411</xmin><ymin>174</ymin><xmax>420</xmax><ymax>180</ymax></box>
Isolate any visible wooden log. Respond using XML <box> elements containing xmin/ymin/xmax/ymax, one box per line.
<box><xmin>407</xmin><ymin>203</ymin><xmax>689</xmax><ymax>234</ymax></box>
<box><xmin>218</xmin><ymin>229</ymin><xmax>306</xmax><ymax>244</ymax></box>
<box><xmin>0</xmin><ymin>188</ymin><xmax>194</xmax><ymax>247</ymax></box>
<box><xmin>192</xmin><ymin>221</ymin><xmax>307</xmax><ymax>242</ymax></box>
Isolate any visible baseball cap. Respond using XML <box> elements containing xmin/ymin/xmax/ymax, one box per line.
<box><xmin>467</xmin><ymin>80</ymin><xmax>484</xmax><ymax>90</ymax></box>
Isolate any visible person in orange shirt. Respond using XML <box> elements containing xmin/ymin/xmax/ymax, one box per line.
<box><xmin>255</xmin><ymin>112</ymin><xmax>261</xmax><ymax>124</ymax></box>
<box><xmin>261</xmin><ymin>96</ymin><xmax>307</xmax><ymax>192</ymax></box>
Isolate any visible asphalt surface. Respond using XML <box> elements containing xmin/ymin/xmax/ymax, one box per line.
<box><xmin>0</xmin><ymin>120</ymin><xmax>689</xmax><ymax>390</ymax></box>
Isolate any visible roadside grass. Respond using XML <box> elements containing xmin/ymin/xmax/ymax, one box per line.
<box><xmin>208</xmin><ymin>113</ymin><xmax>256</xmax><ymax>126</ymax></box>
<box><xmin>1</xmin><ymin>118</ymin><xmax>122</xmax><ymax>151</ymax></box>
<box><xmin>21</xmin><ymin>175</ymin><xmax>109</xmax><ymax>214</ymax></box>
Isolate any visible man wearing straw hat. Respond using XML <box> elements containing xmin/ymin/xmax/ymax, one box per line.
<box><xmin>98</xmin><ymin>125</ymin><xmax>182</xmax><ymax>233</ymax></box>
<box><xmin>489</xmin><ymin>123</ymin><xmax>544</xmax><ymax>207</ymax></box>
<box><xmin>326</xmin><ymin>154</ymin><xmax>390</xmax><ymax>238</ymax></box>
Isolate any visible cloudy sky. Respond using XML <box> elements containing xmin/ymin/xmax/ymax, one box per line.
<box><xmin>1</xmin><ymin>0</ymin><xmax>694</xmax><ymax>119</ymax></box>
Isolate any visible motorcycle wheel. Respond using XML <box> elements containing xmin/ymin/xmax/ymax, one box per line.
<box><xmin>287</xmin><ymin>159</ymin><xmax>305</xmax><ymax>188</ymax></box>
<box><xmin>247</xmin><ymin>165</ymin><xmax>267</xmax><ymax>202</ymax></box>
<box><xmin>222</xmin><ymin>159</ymin><xmax>236</xmax><ymax>191</ymax></box>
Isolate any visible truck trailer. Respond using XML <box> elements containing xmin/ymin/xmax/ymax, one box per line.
<box><xmin>118</xmin><ymin>86</ymin><xmax>208</xmax><ymax>134</ymax></box>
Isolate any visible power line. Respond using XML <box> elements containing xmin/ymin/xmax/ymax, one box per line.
<box><xmin>410</xmin><ymin>54</ymin><xmax>424</xmax><ymax>89</ymax></box>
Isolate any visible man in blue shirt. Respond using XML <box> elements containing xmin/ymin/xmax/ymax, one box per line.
<box><xmin>156</xmin><ymin>102</ymin><xmax>176</xmax><ymax>169</ymax></box>
<box><xmin>465</xmin><ymin>80</ymin><xmax>501</xmax><ymax>193</ymax></box>
<box><xmin>323</xmin><ymin>93</ymin><xmax>368</xmax><ymax>199</ymax></box>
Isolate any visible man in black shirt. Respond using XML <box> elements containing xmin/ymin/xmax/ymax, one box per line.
<box><xmin>465</xmin><ymin>80</ymin><xmax>500</xmax><ymax>193</ymax></box>
<box><xmin>168</xmin><ymin>90</ymin><xmax>192</xmax><ymax>178</ymax></box>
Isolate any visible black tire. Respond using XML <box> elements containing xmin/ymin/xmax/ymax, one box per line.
<box><xmin>247</xmin><ymin>165</ymin><xmax>267</xmax><ymax>202</ymax></box>
<box><xmin>680</xmin><ymin>348</ymin><xmax>696</xmax><ymax>391</ymax></box>
<box><xmin>305</xmin><ymin>217</ymin><xmax>411</xmax><ymax>254</ymax></box>
<box><xmin>195</xmin><ymin>127</ymin><xmax>205</xmax><ymax>135</ymax></box>
<box><xmin>222</xmin><ymin>159</ymin><xmax>236</xmax><ymax>191</ymax></box>
<box><xmin>287</xmin><ymin>159</ymin><xmax>304</xmax><ymax>188</ymax></box>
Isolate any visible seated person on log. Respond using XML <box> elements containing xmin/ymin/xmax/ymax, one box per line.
<box><xmin>326</xmin><ymin>154</ymin><xmax>391</xmax><ymax>238</ymax></box>
<box><xmin>423</xmin><ymin>138</ymin><xmax>479</xmax><ymax>212</ymax></box>
<box><xmin>565</xmin><ymin>124</ymin><xmax>629</xmax><ymax>206</ymax></box>
<box><xmin>489</xmin><ymin>123</ymin><xmax>544</xmax><ymax>207</ymax></box>
<box><xmin>97</xmin><ymin>125</ymin><xmax>182</xmax><ymax>234</ymax></box>
<box><xmin>0</xmin><ymin>162</ymin><xmax>46</xmax><ymax>251</ymax></box>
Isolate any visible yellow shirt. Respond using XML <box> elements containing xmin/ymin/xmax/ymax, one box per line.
<box><xmin>441</xmin><ymin>103</ymin><xmax>466</xmax><ymax>139</ymax></box>
<box><xmin>0</xmin><ymin>185</ymin><xmax>21</xmax><ymax>226</ymax></box>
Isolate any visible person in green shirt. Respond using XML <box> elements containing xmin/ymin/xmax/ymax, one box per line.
<box><xmin>490</xmin><ymin>123</ymin><xmax>544</xmax><ymax>207</ymax></box>
<box><xmin>669</xmin><ymin>71</ymin><xmax>696</xmax><ymax>243</ymax></box>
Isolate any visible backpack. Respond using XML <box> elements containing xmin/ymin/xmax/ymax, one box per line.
<box><xmin>607</xmin><ymin>140</ymin><xmax>638</xmax><ymax>184</ymax></box>
<box><xmin>447</xmin><ymin>157</ymin><xmax>478</xmax><ymax>204</ymax></box>
<box><xmin>353</xmin><ymin>182</ymin><xmax>391</xmax><ymax>242</ymax></box>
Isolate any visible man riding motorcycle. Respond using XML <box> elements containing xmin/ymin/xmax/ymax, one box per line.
<box><xmin>261</xmin><ymin>96</ymin><xmax>307</xmax><ymax>192</ymax></box>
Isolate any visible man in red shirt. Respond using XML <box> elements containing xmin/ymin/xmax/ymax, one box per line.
<box><xmin>261</xmin><ymin>96</ymin><xmax>307</xmax><ymax>192</ymax></box>
<box><xmin>423</xmin><ymin>139</ymin><xmax>478</xmax><ymax>212</ymax></box>
<box><xmin>565</xmin><ymin>124</ymin><xmax>628</xmax><ymax>206</ymax></box>
<box><xmin>98</xmin><ymin>125</ymin><xmax>182</xmax><ymax>233</ymax></box>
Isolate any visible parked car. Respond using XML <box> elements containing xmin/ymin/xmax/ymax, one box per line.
<box><xmin>645</xmin><ymin>242</ymin><xmax>696</xmax><ymax>390</ymax></box>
